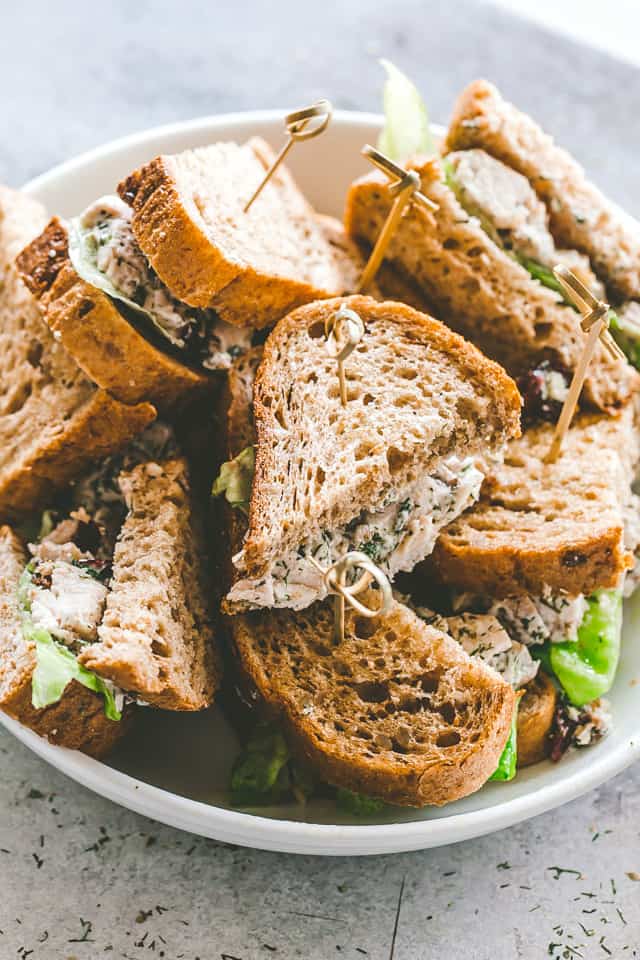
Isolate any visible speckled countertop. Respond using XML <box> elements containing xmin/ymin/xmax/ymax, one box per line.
<box><xmin>1</xmin><ymin>2</ymin><xmax>640</xmax><ymax>957</ymax></box>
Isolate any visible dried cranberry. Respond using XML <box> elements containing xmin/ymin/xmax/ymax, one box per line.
<box><xmin>517</xmin><ymin>360</ymin><xmax>571</xmax><ymax>427</ymax></box>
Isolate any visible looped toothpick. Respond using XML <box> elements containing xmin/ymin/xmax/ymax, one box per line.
<box><xmin>243</xmin><ymin>99</ymin><xmax>332</xmax><ymax>212</ymax></box>
<box><xmin>309</xmin><ymin>550</ymin><xmax>393</xmax><ymax>644</ymax></box>
<box><xmin>545</xmin><ymin>266</ymin><xmax>619</xmax><ymax>463</ymax></box>
<box><xmin>324</xmin><ymin>303</ymin><xmax>364</xmax><ymax>405</ymax></box>
<box><xmin>357</xmin><ymin>145</ymin><xmax>439</xmax><ymax>292</ymax></box>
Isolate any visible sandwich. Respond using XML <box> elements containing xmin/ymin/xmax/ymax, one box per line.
<box><xmin>344</xmin><ymin>75</ymin><xmax>639</xmax><ymax>411</ymax></box>
<box><xmin>17</xmin><ymin>138</ymin><xmax>348</xmax><ymax>409</ymax></box>
<box><xmin>215</xmin><ymin>294</ymin><xmax>521</xmax><ymax>613</ymax></box>
<box><xmin>0</xmin><ymin>423</ymin><xmax>220</xmax><ymax>757</ymax></box>
<box><xmin>0</xmin><ymin>185</ymin><xmax>155</xmax><ymax>521</ymax></box>
<box><xmin>409</xmin><ymin>401</ymin><xmax>640</xmax><ymax>766</ymax></box>
<box><xmin>218</xmin><ymin>348</ymin><xmax>516</xmax><ymax>809</ymax></box>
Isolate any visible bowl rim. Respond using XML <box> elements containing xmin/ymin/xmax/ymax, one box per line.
<box><xmin>9</xmin><ymin>107</ymin><xmax>640</xmax><ymax>856</ymax></box>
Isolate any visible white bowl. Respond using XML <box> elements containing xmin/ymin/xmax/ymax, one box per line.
<box><xmin>3</xmin><ymin>110</ymin><xmax>640</xmax><ymax>856</ymax></box>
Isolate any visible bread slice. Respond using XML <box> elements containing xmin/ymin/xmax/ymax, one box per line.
<box><xmin>316</xmin><ymin>214</ymin><xmax>432</xmax><ymax>311</ymax></box>
<box><xmin>17</xmin><ymin>217</ymin><xmax>213</xmax><ymax>410</ymax></box>
<box><xmin>234</xmin><ymin>295</ymin><xmax>520</xmax><ymax>601</ymax></box>
<box><xmin>517</xmin><ymin>670</ymin><xmax>557</xmax><ymax>767</ymax></box>
<box><xmin>78</xmin><ymin>458</ymin><xmax>220</xmax><ymax>711</ymax></box>
<box><xmin>0</xmin><ymin>186</ymin><xmax>155</xmax><ymax>521</ymax></box>
<box><xmin>446</xmin><ymin>80</ymin><xmax>640</xmax><ymax>302</ymax></box>
<box><xmin>344</xmin><ymin>159</ymin><xmax>638</xmax><ymax>411</ymax></box>
<box><xmin>118</xmin><ymin>137</ymin><xmax>344</xmax><ymax>327</ymax></box>
<box><xmin>228</xmin><ymin>594</ymin><xmax>516</xmax><ymax>806</ymax></box>
<box><xmin>0</xmin><ymin>526</ymin><xmax>128</xmax><ymax>757</ymax></box>
<box><xmin>430</xmin><ymin>405</ymin><xmax>640</xmax><ymax>598</ymax></box>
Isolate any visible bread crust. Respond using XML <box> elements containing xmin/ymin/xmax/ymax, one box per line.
<box><xmin>0</xmin><ymin>387</ymin><xmax>155</xmax><ymax>523</ymax></box>
<box><xmin>446</xmin><ymin>79</ymin><xmax>640</xmax><ymax>302</ymax></box>
<box><xmin>431</xmin><ymin>407</ymin><xmax>638</xmax><ymax>598</ymax></box>
<box><xmin>78</xmin><ymin>458</ymin><xmax>221</xmax><ymax>711</ymax></box>
<box><xmin>517</xmin><ymin>670</ymin><xmax>557</xmax><ymax>767</ymax></box>
<box><xmin>345</xmin><ymin>159</ymin><xmax>638</xmax><ymax>411</ymax></box>
<box><xmin>17</xmin><ymin>218</ymin><xmax>212</xmax><ymax>410</ymax></box>
<box><xmin>0</xmin><ymin>526</ymin><xmax>129</xmax><ymax>758</ymax></box>
<box><xmin>243</xmin><ymin>295</ymin><xmax>521</xmax><ymax>579</ymax></box>
<box><xmin>118</xmin><ymin>138</ymin><xmax>343</xmax><ymax>326</ymax></box>
<box><xmin>228</xmin><ymin>598</ymin><xmax>516</xmax><ymax>807</ymax></box>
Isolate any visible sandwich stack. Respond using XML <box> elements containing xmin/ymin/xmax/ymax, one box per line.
<box><xmin>1</xmin><ymin>71</ymin><xmax>638</xmax><ymax>816</ymax></box>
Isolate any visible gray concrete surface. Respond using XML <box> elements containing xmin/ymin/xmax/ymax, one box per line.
<box><xmin>1</xmin><ymin>1</ymin><xmax>640</xmax><ymax>956</ymax></box>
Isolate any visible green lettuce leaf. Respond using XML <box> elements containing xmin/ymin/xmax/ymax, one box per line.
<box><xmin>335</xmin><ymin>787</ymin><xmax>386</xmax><ymax>816</ymax></box>
<box><xmin>211</xmin><ymin>445</ymin><xmax>255</xmax><ymax>515</ymax></box>
<box><xmin>550</xmin><ymin>589</ymin><xmax>622</xmax><ymax>707</ymax></box>
<box><xmin>18</xmin><ymin>567</ymin><xmax>121</xmax><ymax>721</ymax></box>
<box><xmin>489</xmin><ymin>698</ymin><xmax>519</xmax><ymax>782</ymax></box>
<box><xmin>608</xmin><ymin>309</ymin><xmax>640</xmax><ymax>369</ymax></box>
<box><xmin>378</xmin><ymin>59</ymin><xmax>435</xmax><ymax>163</ymax></box>
<box><xmin>67</xmin><ymin>216</ymin><xmax>183</xmax><ymax>349</ymax></box>
<box><xmin>230</xmin><ymin>724</ymin><xmax>291</xmax><ymax>806</ymax></box>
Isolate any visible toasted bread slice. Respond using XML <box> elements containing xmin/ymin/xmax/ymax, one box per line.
<box><xmin>78</xmin><ymin>458</ymin><xmax>220</xmax><ymax>711</ymax></box>
<box><xmin>344</xmin><ymin>159</ymin><xmax>637</xmax><ymax>411</ymax></box>
<box><xmin>239</xmin><ymin>296</ymin><xmax>520</xmax><ymax>586</ymax></box>
<box><xmin>517</xmin><ymin>670</ymin><xmax>557</xmax><ymax>767</ymax></box>
<box><xmin>17</xmin><ymin>218</ymin><xmax>213</xmax><ymax>410</ymax></box>
<box><xmin>118</xmin><ymin>137</ymin><xmax>344</xmax><ymax>327</ymax></box>
<box><xmin>0</xmin><ymin>526</ymin><xmax>128</xmax><ymax>757</ymax></box>
<box><xmin>0</xmin><ymin>187</ymin><xmax>155</xmax><ymax>521</ymax></box>
<box><xmin>446</xmin><ymin>80</ymin><xmax>640</xmax><ymax>302</ymax></box>
<box><xmin>228</xmin><ymin>595</ymin><xmax>515</xmax><ymax>806</ymax></box>
<box><xmin>431</xmin><ymin>405</ymin><xmax>639</xmax><ymax>598</ymax></box>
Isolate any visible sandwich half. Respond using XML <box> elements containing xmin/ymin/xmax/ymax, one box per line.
<box><xmin>228</xmin><ymin>594</ymin><xmax>516</xmax><ymax>807</ymax></box>
<box><xmin>0</xmin><ymin>185</ymin><xmax>155</xmax><ymax>520</ymax></box>
<box><xmin>344</xmin><ymin>117</ymin><xmax>638</xmax><ymax>411</ymax></box>
<box><xmin>412</xmin><ymin>403</ymin><xmax>640</xmax><ymax>764</ymax></box>
<box><xmin>219</xmin><ymin>348</ymin><xmax>516</xmax><ymax>808</ymax></box>
<box><xmin>0</xmin><ymin>425</ymin><xmax>220</xmax><ymax>756</ymax></box>
<box><xmin>217</xmin><ymin>295</ymin><xmax>521</xmax><ymax>613</ymax></box>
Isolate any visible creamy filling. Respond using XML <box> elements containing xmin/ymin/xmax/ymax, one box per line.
<box><xmin>228</xmin><ymin>456</ymin><xmax>484</xmax><ymax>611</ymax></box>
<box><xmin>445</xmin><ymin>149</ymin><xmax>603</xmax><ymax>295</ymax></box>
<box><xmin>76</xmin><ymin>197</ymin><xmax>251</xmax><ymax>369</ymax></box>
<box><xmin>27</xmin><ymin>557</ymin><xmax>108</xmax><ymax>651</ymax></box>
<box><xmin>453</xmin><ymin>588</ymin><xmax>588</xmax><ymax>647</ymax></box>
<box><xmin>408</xmin><ymin>602</ymin><xmax>538</xmax><ymax>689</ymax></box>
<box><xmin>623</xmin><ymin>489</ymin><xmax>640</xmax><ymax>597</ymax></box>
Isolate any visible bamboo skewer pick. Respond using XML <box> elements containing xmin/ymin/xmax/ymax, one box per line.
<box><xmin>243</xmin><ymin>99</ymin><xmax>332</xmax><ymax>212</ymax></box>
<box><xmin>357</xmin><ymin>145</ymin><xmax>439</xmax><ymax>292</ymax></box>
<box><xmin>545</xmin><ymin>266</ymin><xmax>616</xmax><ymax>463</ymax></box>
<box><xmin>324</xmin><ymin>304</ymin><xmax>365</xmax><ymax>405</ymax></box>
<box><xmin>309</xmin><ymin>550</ymin><xmax>393</xmax><ymax>644</ymax></box>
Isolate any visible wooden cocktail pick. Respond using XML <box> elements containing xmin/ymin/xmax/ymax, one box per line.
<box><xmin>356</xmin><ymin>145</ymin><xmax>438</xmax><ymax>292</ymax></box>
<box><xmin>309</xmin><ymin>550</ymin><xmax>393</xmax><ymax>644</ymax></box>
<box><xmin>545</xmin><ymin>266</ymin><xmax>622</xmax><ymax>463</ymax></box>
<box><xmin>324</xmin><ymin>303</ymin><xmax>364</xmax><ymax>406</ymax></box>
<box><xmin>243</xmin><ymin>99</ymin><xmax>332</xmax><ymax>212</ymax></box>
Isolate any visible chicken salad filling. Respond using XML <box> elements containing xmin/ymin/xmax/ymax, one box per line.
<box><xmin>222</xmin><ymin>454</ymin><xmax>484</xmax><ymax>611</ymax></box>
<box><xmin>70</xmin><ymin>196</ymin><xmax>251</xmax><ymax>371</ymax></box>
<box><xmin>17</xmin><ymin>423</ymin><xmax>178</xmax><ymax>719</ymax></box>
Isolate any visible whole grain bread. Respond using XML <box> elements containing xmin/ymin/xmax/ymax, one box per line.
<box><xmin>517</xmin><ymin>670</ymin><xmax>556</xmax><ymax>767</ymax></box>
<box><xmin>17</xmin><ymin>218</ymin><xmax>211</xmax><ymax>410</ymax></box>
<box><xmin>0</xmin><ymin>187</ymin><xmax>155</xmax><ymax>521</ymax></box>
<box><xmin>316</xmin><ymin>214</ymin><xmax>432</xmax><ymax>310</ymax></box>
<box><xmin>446</xmin><ymin>80</ymin><xmax>640</xmax><ymax>302</ymax></box>
<box><xmin>430</xmin><ymin>405</ymin><xmax>640</xmax><ymax>598</ymax></box>
<box><xmin>242</xmin><ymin>295</ymin><xmax>521</xmax><ymax>579</ymax></box>
<box><xmin>228</xmin><ymin>594</ymin><xmax>515</xmax><ymax>806</ymax></box>
<box><xmin>78</xmin><ymin>458</ymin><xmax>220</xmax><ymax>710</ymax></box>
<box><xmin>118</xmin><ymin>137</ymin><xmax>344</xmax><ymax>328</ymax></box>
<box><xmin>344</xmin><ymin>159</ymin><xmax>638</xmax><ymax>411</ymax></box>
<box><xmin>0</xmin><ymin>526</ymin><xmax>127</xmax><ymax>757</ymax></box>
